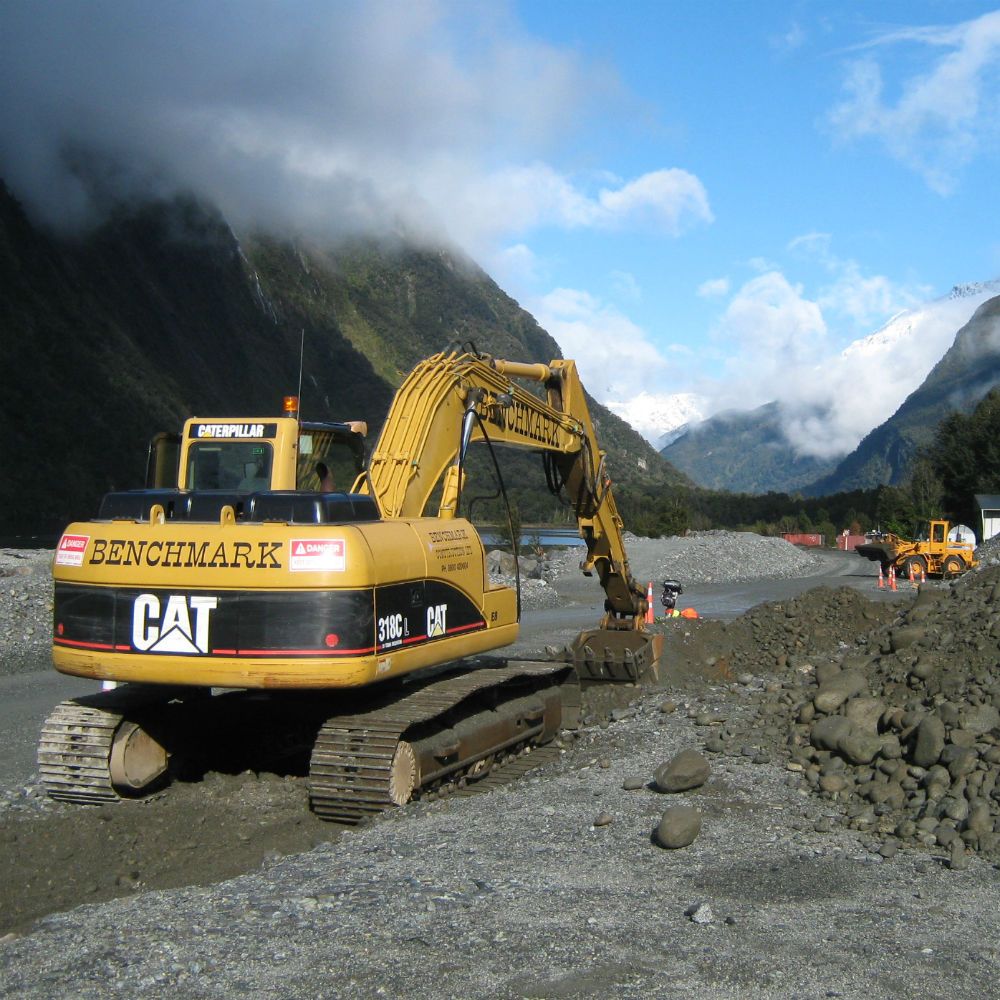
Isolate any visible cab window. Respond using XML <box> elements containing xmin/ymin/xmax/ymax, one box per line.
<box><xmin>186</xmin><ymin>442</ymin><xmax>273</xmax><ymax>491</ymax></box>
<box><xmin>932</xmin><ymin>523</ymin><xmax>945</xmax><ymax>543</ymax></box>
<box><xmin>297</xmin><ymin>434</ymin><xmax>362</xmax><ymax>492</ymax></box>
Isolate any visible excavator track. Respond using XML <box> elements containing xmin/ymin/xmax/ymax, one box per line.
<box><xmin>38</xmin><ymin>700</ymin><xmax>124</xmax><ymax>804</ymax></box>
<box><xmin>38</xmin><ymin>686</ymin><xmax>184</xmax><ymax>805</ymax></box>
<box><xmin>309</xmin><ymin>661</ymin><xmax>576</xmax><ymax>823</ymax></box>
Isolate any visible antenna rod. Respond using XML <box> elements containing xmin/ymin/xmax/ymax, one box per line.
<box><xmin>296</xmin><ymin>328</ymin><xmax>305</xmax><ymax>418</ymax></box>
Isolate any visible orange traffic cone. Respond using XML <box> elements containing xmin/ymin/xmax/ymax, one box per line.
<box><xmin>889</xmin><ymin>565</ymin><xmax>897</xmax><ymax>591</ymax></box>
<box><xmin>877</xmin><ymin>565</ymin><xmax>885</xmax><ymax>589</ymax></box>
<box><xmin>645</xmin><ymin>581</ymin><xmax>654</xmax><ymax>625</ymax></box>
<box><xmin>921</xmin><ymin>566</ymin><xmax>926</xmax><ymax>584</ymax></box>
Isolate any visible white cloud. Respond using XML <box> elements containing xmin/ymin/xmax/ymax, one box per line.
<box><xmin>716</xmin><ymin>271</ymin><xmax>826</xmax><ymax>371</ymax></box>
<box><xmin>697</xmin><ymin>277</ymin><xmax>730</xmax><ymax>298</ymax></box>
<box><xmin>450</xmin><ymin>164</ymin><xmax>711</xmax><ymax>252</ymax></box>
<box><xmin>776</xmin><ymin>289</ymin><xmax>997</xmax><ymax>459</ymax></box>
<box><xmin>0</xmin><ymin>1</ymin><xmax>712</xmax><ymax>256</ymax></box>
<box><xmin>595</xmin><ymin>168</ymin><xmax>713</xmax><ymax>233</ymax></box>
<box><xmin>788</xmin><ymin>232</ymin><xmax>929</xmax><ymax>327</ymax></box>
<box><xmin>530</xmin><ymin>288</ymin><xmax>673</xmax><ymax>401</ymax></box>
<box><xmin>695</xmin><ymin>263</ymin><xmax>998</xmax><ymax>461</ymax></box>
<box><xmin>827</xmin><ymin>9</ymin><xmax>1000</xmax><ymax>193</ymax></box>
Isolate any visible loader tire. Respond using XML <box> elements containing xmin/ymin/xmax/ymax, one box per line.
<box><xmin>943</xmin><ymin>555</ymin><xmax>964</xmax><ymax>576</ymax></box>
<box><xmin>902</xmin><ymin>555</ymin><xmax>927</xmax><ymax>579</ymax></box>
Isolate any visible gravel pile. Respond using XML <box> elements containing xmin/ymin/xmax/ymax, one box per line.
<box><xmin>548</xmin><ymin>530</ymin><xmax>822</xmax><ymax>587</ymax></box>
<box><xmin>0</xmin><ymin>549</ymin><xmax>52</xmax><ymax>675</ymax></box>
<box><xmin>976</xmin><ymin>533</ymin><xmax>1000</xmax><ymax>566</ymax></box>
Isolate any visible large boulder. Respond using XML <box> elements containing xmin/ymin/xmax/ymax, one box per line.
<box><xmin>654</xmin><ymin>806</ymin><xmax>702</xmax><ymax>849</ymax></box>
<box><xmin>653</xmin><ymin>750</ymin><xmax>711</xmax><ymax>793</ymax></box>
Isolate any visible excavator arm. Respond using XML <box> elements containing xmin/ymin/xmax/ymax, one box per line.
<box><xmin>357</xmin><ymin>351</ymin><xmax>647</xmax><ymax>628</ymax></box>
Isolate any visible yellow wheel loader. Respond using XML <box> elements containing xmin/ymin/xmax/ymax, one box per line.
<box><xmin>41</xmin><ymin>351</ymin><xmax>656</xmax><ymax>821</ymax></box>
<box><xmin>854</xmin><ymin>518</ymin><xmax>978</xmax><ymax>580</ymax></box>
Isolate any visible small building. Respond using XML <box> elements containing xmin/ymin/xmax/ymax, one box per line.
<box><xmin>976</xmin><ymin>494</ymin><xmax>1000</xmax><ymax>542</ymax></box>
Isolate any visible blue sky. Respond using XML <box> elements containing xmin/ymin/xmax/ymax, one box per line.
<box><xmin>2</xmin><ymin>1</ymin><xmax>999</xmax><ymax>452</ymax></box>
<box><xmin>495</xmin><ymin>2</ymin><xmax>1000</xmax><ymax>431</ymax></box>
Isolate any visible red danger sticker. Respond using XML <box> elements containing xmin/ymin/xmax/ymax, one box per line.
<box><xmin>289</xmin><ymin>539</ymin><xmax>346</xmax><ymax>573</ymax></box>
<box><xmin>55</xmin><ymin>534</ymin><xmax>90</xmax><ymax>567</ymax></box>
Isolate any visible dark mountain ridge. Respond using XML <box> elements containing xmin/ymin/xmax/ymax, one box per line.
<box><xmin>0</xmin><ymin>182</ymin><xmax>683</xmax><ymax>535</ymax></box>
<box><xmin>659</xmin><ymin>400</ymin><xmax>838</xmax><ymax>494</ymax></box>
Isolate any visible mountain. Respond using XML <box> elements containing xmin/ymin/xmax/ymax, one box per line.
<box><xmin>805</xmin><ymin>294</ymin><xmax>1000</xmax><ymax>496</ymax></box>
<box><xmin>658</xmin><ymin>401</ymin><xmax>838</xmax><ymax>494</ymax></box>
<box><xmin>0</xmin><ymin>182</ymin><xmax>684</xmax><ymax>535</ymax></box>
<box><xmin>605</xmin><ymin>391</ymin><xmax>704</xmax><ymax>448</ymax></box>
<box><xmin>659</xmin><ymin>282</ymin><xmax>1000</xmax><ymax>494</ymax></box>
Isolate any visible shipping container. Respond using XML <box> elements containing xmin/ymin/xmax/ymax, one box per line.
<box><xmin>782</xmin><ymin>533</ymin><xmax>824</xmax><ymax>547</ymax></box>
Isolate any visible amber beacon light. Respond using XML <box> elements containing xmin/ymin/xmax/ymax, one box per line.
<box><xmin>283</xmin><ymin>395</ymin><xmax>299</xmax><ymax>418</ymax></box>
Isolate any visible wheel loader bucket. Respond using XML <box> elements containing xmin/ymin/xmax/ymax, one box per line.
<box><xmin>566</xmin><ymin>628</ymin><xmax>661</xmax><ymax>683</ymax></box>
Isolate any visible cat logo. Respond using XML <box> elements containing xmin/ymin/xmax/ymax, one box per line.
<box><xmin>426</xmin><ymin>603</ymin><xmax>447</xmax><ymax>638</ymax></box>
<box><xmin>132</xmin><ymin>594</ymin><xmax>218</xmax><ymax>654</ymax></box>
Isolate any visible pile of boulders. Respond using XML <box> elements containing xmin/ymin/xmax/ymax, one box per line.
<box><xmin>485</xmin><ymin>547</ymin><xmax>562</xmax><ymax>610</ymax></box>
<box><xmin>693</xmin><ymin>568</ymin><xmax>1000</xmax><ymax>864</ymax></box>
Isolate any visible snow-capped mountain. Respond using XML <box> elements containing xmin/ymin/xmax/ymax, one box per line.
<box><xmin>659</xmin><ymin>280</ymin><xmax>1000</xmax><ymax>494</ymax></box>
<box><xmin>604</xmin><ymin>391</ymin><xmax>704</xmax><ymax>448</ymax></box>
<box><xmin>842</xmin><ymin>279</ymin><xmax>1000</xmax><ymax>366</ymax></box>
<box><xmin>615</xmin><ymin>282</ymin><xmax>1000</xmax><ymax>455</ymax></box>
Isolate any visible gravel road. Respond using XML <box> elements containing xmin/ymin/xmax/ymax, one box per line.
<box><xmin>3</xmin><ymin>535</ymin><xmax>1000</xmax><ymax>999</ymax></box>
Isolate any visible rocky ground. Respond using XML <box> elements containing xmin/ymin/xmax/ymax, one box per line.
<box><xmin>0</xmin><ymin>549</ymin><xmax>52</xmax><ymax>676</ymax></box>
<box><xmin>3</xmin><ymin>535</ymin><xmax>1000</xmax><ymax>997</ymax></box>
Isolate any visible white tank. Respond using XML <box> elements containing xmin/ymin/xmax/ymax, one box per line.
<box><xmin>949</xmin><ymin>524</ymin><xmax>976</xmax><ymax>544</ymax></box>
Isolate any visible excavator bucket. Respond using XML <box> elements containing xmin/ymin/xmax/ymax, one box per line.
<box><xmin>565</xmin><ymin>628</ymin><xmax>661</xmax><ymax>683</ymax></box>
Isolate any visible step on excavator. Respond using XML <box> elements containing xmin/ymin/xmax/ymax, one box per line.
<box><xmin>41</xmin><ymin>350</ymin><xmax>657</xmax><ymax>822</ymax></box>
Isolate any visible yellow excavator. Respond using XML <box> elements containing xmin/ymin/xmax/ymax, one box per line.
<box><xmin>41</xmin><ymin>351</ymin><xmax>655</xmax><ymax>822</ymax></box>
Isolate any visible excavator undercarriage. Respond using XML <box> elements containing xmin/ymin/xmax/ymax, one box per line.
<box><xmin>40</xmin><ymin>659</ymin><xmax>582</xmax><ymax>821</ymax></box>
